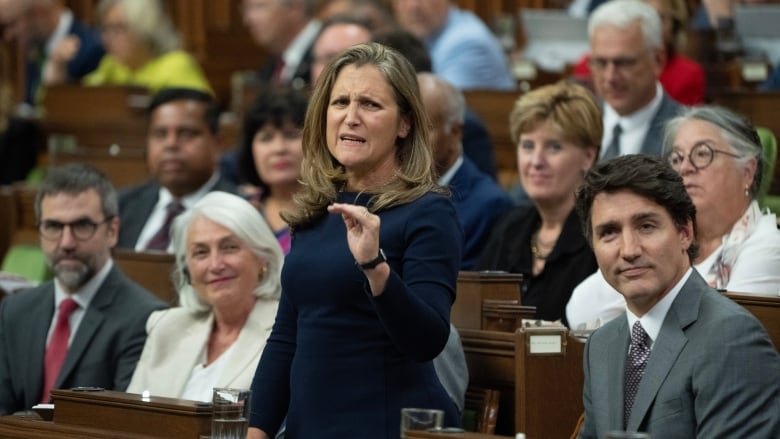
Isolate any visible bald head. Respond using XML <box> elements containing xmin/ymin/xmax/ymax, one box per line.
<box><xmin>417</xmin><ymin>72</ymin><xmax>465</xmax><ymax>175</ymax></box>
<box><xmin>310</xmin><ymin>19</ymin><xmax>372</xmax><ymax>83</ymax></box>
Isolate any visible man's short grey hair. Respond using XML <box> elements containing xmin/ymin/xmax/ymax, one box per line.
<box><xmin>170</xmin><ymin>191</ymin><xmax>284</xmax><ymax>313</ymax></box>
<box><xmin>35</xmin><ymin>164</ymin><xmax>118</xmax><ymax>222</ymax></box>
<box><xmin>419</xmin><ymin>72</ymin><xmax>465</xmax><ymax>131</ymax></box>
<box><xmin>588</xmin><ymin>0</ymin><xmax>663</xmax><ymax>51</ymax></box>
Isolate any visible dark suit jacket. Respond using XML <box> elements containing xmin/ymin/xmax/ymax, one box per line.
<box><xmin>256</xmin><ymin>47</ymin><xmax>314</xmax><ymax>91</ymax></box>
<box><xmin>116</xmin><ymin>176</ymin><xmax>238</xmax><ymax>249</ymax></box>
<box><xmin>24</xmin><ymin>17</ymin><xmax>104</xmax><ymax>104</ymax></box>
<box><xmin>462</xmin><ymin>109</ymin><xmax>498</xmax><ymax>179</ymax></box>
<box><xmin>0</xmin><ymin>266</ymin><xmax>167</xmax><ymax>414</ymax></box>
<box><xmin>638</xmin><ymin>91</ymin><xmax>683</xmax><ymax>157</ymax></box>
<box><xmin>449</xmin><ymin>157</ymin><xmax>513</xmax><ymax>270</ymax></box>
<box><xmin>579</xmin><ymin>271</ymin><xmax>780</xmax><ymax>438</ymax></box>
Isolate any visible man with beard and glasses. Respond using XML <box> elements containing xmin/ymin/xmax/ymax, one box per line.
<box><xmin>0</xmin><ymin>164</ymin><xmax>167</xmax><ymax>415</ymax></box>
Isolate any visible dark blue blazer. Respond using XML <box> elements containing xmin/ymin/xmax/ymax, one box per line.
<box><xmin>449</xmin><ymin>157</ymin><xmax>513</xmax><ymax>270</ymax></box>
<box><xmin>117</xmin><ymin>176</ymin><xmax>238</xmax><ymax>249</ymax></box>
<box><xmin>24</xmin><ymin>18</ymin><xmax>104</xmax><ymax>104</ymax></box>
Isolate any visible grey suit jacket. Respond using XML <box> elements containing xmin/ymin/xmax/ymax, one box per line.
<box><xmin>0</xmin><ymin>265</ymin><xmax>167</xmax><ymax>414</ymax></box>
<box><xmin>638</xmin><ymin>91</ymin><xmax>683</xmax><ymax>157</ymax></box>
<box><xmin>126</xmin><ymin>297</ymin><xmax>278</xmax><ymax>399</ymax></box>
<box><xmin>117</xmin><ymin>176</ymin><xmax>238</xmax><ymax>249</ymax></box>
<box><xmin>579</xmin><ymin>271</ymin><xmax>780</xmax><ymax>438</ymax></box>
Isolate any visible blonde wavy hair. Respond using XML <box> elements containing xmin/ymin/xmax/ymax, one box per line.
<box><xmin>284</xmin><ymin>43</ymin><xmax>439</xmax><ymax>229</ymax></box>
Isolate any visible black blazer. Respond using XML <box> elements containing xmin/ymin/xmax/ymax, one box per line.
<box><xmin>0</xmin><ymin>266</ymin><xmax>167</xmax><ymax>414</ymax></box>
<box><xmin>116</xmin><ymin>176</ymin><xmax>238</xmax><ymax>249</ymax></box>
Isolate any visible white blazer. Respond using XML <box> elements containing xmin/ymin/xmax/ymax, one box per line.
<box><xmin>126</xmin><ymin>298</ymin><xmax>278</xmax><ymax>398</ymax></box>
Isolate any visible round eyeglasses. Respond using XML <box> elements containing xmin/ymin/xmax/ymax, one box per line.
<box><xmin>38</xmin><ymin>217</ymin><xmax>114</xmax><ymax>241</ymax></box>
<box><xmin>667</xmin><ymin>143</ymin><xmax>741</xmax><ymax>171</ymax></box>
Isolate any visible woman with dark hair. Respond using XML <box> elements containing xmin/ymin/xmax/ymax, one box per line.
<box><xmin>238</xmin><ymin>86</ymin><xmax>308</xmax><ymax>255</ymax></box>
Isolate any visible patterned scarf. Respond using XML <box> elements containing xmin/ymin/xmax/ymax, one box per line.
<box><xmin>705</xmin><ymin>201</ymin><xmax>762</xmax><ymax>289</ymax></box>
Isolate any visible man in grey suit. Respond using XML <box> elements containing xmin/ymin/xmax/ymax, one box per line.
<box><xmin>0</xmin><ymin>164</ymin><xmax>167</xmax><ymax>415</ymax></box>
<box><xmin>117</xmin><ymin>88</ymin><xmax>237</xmax><ymax>251</ymax></box>
<box><xmin>574</xmin><ymin>155</ymin><xmax>780</xmax><ymax>438</ymax></box>
<box><xmin>588</xmin><ymin>0</ymin><xmax>682</xmax><ymax>159</ymax></box>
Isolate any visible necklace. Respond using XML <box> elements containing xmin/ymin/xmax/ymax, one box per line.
<box><xmin>530</xmin><ymin>231</ymin><xmax>549</xmax><ymax>261</ymax></box>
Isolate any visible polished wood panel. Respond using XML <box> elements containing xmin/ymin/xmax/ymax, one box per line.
<box><xmin>454</xmin><ymin>271</ymin><xmax>523</xmax><ymax>330</ymax></box>
<box><xmin>462</xmin><ymin>90</ymin><xmax>522</xmax><ymax>189</ymax></box>
<box><xmin>464</xmin><ymin>386</ymin><xmax>500</xmax><ymax>434</ymax></box>
<box><xmin>0</xmin><ymin>389</ymin><xmax>211</xmax><ymax>439</ymax></box>
<box><xmin>460</xmin><ymin>327</ymin><xmax>584</xmax><ymax>438</ymax></box>
<box><xmin>112</xmin><ymin>249</ymin><xmax>177</xmax><ymax>305</ymax></box>
<box><xmin>725</xmin><ymin>292</ymin><xmax>780</xmax><ymax>351</ymax></box>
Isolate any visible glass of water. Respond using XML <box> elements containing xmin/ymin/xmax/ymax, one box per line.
<box><xmin>211</xmin><ymin>388</ymin><xmax>251</xmax><ymax>439</ymax></box>
<box><xmin>400</xmin><ymin>408</ymin><xmax>444</xmax><ymax>437</ymax></box>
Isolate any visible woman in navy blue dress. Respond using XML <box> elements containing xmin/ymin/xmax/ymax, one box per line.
<box><xmin>247</xmin><ymin>43</ymin><xmax>463</xmax><ymax>439</ymax></box>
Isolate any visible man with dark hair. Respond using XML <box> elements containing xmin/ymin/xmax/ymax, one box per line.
<box><xmin>0</xmin><ymin>164</ymin><xmax>166</xmax><ymax>415</ymax></box>
<box><xmin>575</xmin><ymin>155</ymin><xmax>780</xmax><ymax>438</ymax></box>
<box><xmin>118</xmin><ymin>88</ymin><xmax>236</xmax><ymax>251</ymax></box>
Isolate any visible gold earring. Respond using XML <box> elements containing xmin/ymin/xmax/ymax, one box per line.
<box><xmin>745</xmin><ymin>186</ymin><xmax>750</xmax><ymax>197</ymax></box>
<box><xmin>259</xmin><ymin>265</ymin><xmax>268</xmax><ymax>281</ymax></box>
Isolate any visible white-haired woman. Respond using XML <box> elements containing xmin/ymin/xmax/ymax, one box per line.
<box><xmin>126</xmin><ymin>191</ymin><xmax>282</xmax><ymax>401</ymax></box>
<box><xmin>567</xmin><ymin>105</ymin><xmax>780</xmax><ymax>330</ymax></box>
<box><xmin>45</xmin><ymin>0</ymin><xmax>211</xmax><ymax>93</ymax></box>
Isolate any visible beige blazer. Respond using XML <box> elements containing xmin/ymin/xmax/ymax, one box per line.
<box><xmin>126</xmin><ymin>298</ymin><xmax>278</xmax><ymax>398</ymax></box>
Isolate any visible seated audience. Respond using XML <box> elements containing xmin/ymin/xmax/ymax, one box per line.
<box><xmin>126</xmin><ymin>191</ymin><xmax>283</xmax><ymax>401</ymax></box>
<box><xmin>316</xmin><ymin>0</ymin><xmax>396</xmax><ymax>33</ymax></box>
<box><xmin>0</xmin><ymin>164</ymin><xmax>166</xmax><ymax>415</ymax></box>
<box><xmin>568</xmin><ymin>105</ymin><xmax>780</xmax><ymax>329</ymax></box>
<box><xmin>478</xmin><ymin>81</ymin><xmax>601</xmax><ymax>326</ymax></box>
<box><xmin>572</xmin><ymin>0</ymin><xmax>706</xmax><ymax>106</ymax></box>
<box><xmin>418</xmin><ymin>73</ymin><xmax>513</xmax><ymax>270</ymax></box>
<box><xmin>310</xmin><ymin>15</ymin><xmax>373</xmax><ymax>84</ymax></box>
<box><xmin>237</xmin><ymin>87</ymin><xmax>309</xmax><ymax>255</ymax></box>
<box><xmin>575</xmin><ymin>154</ymin><xmax>780</xmax><ymax>438</ymax></box>
<box><xmin>390</xmin><ymin>0</ymin><xmax>515</xmax><ymax>91</ymax></box>
<box><xmin>118</xmin><ymin>88</ymin><xmax>237</xmax><ymax>252</ymax></box>
<box><xmin>45</xmin><ymin>0</ymin><xmax>211</xmax><ymax>94</ymax></box>
<box><xmin>0</xmin><ymin>0</ymin><xmax>104</xmax><ymax>109</ymax></box>
<box><xmin>242</xmin><ymin>0</ymin><xmax>320</xmax><ymax>90</ymax></box>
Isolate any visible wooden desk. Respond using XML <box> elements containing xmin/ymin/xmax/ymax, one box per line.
<box><xmin>460</xmin><ymin>327</ymin><xmax>584</xmax><ymax>438</ymax></box>
<box><xmin>453</xmin><ymin>271</ymin><xmax>523</xmax><ymax>330</ymax></box>
<box><xmin>405</xmin><ymin>430</ymin><xmax>512</xmax><ymax>438</ymax></box>
<box><xmin>0</xmin><ymin>389</ymin><xmax>210</xmax><ymax>439</ymax></box>
<box><xmin>725</xmin><ymin>292</ymin><xmax>780</xmax><ymax>350</ymax></box>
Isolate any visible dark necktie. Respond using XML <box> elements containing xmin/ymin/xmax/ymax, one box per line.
<box><xmin>602</xmin><ymin>123</ymin><xmax>623</xmax><ymax>161</ymax></box>
<box><xmin>41</xmin><ymin>298</ymin><xmax>79</xmax><ymax>403</ymax></box>
<box><xmin>624</xmin><ymin>321</ymin><xmax>650</xmax><ymax>427</ymax></box>
<box><xmin>273</xmin><ymin>57</ymin><xmax>286</xmax><ymax>84</ymax></box>
<box><xmin>145</xmin><ymin>200</ymin><xmax>184</xmax><ymax>251</ymax></box>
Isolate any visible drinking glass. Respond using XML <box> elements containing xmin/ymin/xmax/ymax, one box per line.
<box><xmin>400</xmin><ymin>408</ymin><xmax>444</xmax><ymax>437</ymax></box>
<box><xmin>211</xmin><ymin>388</ymin><xmax>251</xmax><ymax>439</ymax></box>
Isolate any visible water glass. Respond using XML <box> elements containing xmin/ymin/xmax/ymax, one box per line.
<box><xmin>400</xmin><ymin>408</ymin><xmax>444</xmax><ymax>436</ymax></box>
<box><xmin>211</xmin><ymin>388</ymin><xmax>251</xmax><ymax>439</ymax></box>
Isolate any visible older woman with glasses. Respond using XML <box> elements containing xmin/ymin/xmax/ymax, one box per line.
<box><xmin>567</xmin><ymin>105</ymin><xmax>780</xmax><ymax>330</ymax></box>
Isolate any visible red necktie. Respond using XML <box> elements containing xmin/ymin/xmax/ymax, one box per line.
<box><xmin>145</xmin><ymin>200</ymin><xmax>184</xmax><ymax>251</ymax></box>
<box><xmin>273</xmin><ymin>57</ymin><xmax>286</xmax><ymax>83</ymax></box>
<box><xmin>41</xmin><ymin>298</ymin><xmax>79</xmax><ymax>403</ymax></box>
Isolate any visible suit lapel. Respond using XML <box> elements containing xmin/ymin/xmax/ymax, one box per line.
<box><xmin>163</xmin><ymin>313</ymin><xmax>213</xmax><ymax>396</ymax></box>
<box><xmin>121</xmin><ymin>184</ymin><xmax>159</xmax><ymax>247</ymax></box>
<box><xmin>27</xmin><ymin>287</ymin><xmax>55</xmax><ymax>403</ymax></box>
<box><xmin>627</xmin><ymin>273</ymin><xmax>703</xmax><ymax>430</ymax></box>
<box><xmin>55</xmin><ymin>268</ymin><xmax>121</xmax><ymax>387</ymax></box>
<box><xmin>215</xmin><ymin>299</ymin><xmax>276</xmax><ymax>389</ymax></box>
<box><xmin>607</xmin><ymin>318</ymin><xmax>631</xmax><ymax>428</ymax></box>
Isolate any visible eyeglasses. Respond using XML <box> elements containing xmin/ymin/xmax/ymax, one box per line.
<box><xmin>588</xmin><ymin>56</ymin><xmax>642</xmax><ymax>72</ymax></box>
<box><xmin>667</xmin><ymin>143</ymin><xmax>741</xmax><ymax>171</ymax></box>
<box><xmin>39</xmin><ymin>217</ymin><xmax>114</xmax><ymax>241</ymax></box>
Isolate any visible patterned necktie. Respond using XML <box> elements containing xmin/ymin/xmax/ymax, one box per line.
<box><xmin>145</xmin><ymin>200</ymin><xmax>184</xmax><ymax>251</ymax></box>
<box><xmin>602</xmin><ymin>123</ymin><xmax>623</xmax><ymax>161</ymax></box>
<box><xmin>624</xmin><ymin>321</ymin><xmax>650</xmax><ymax>427</ymax></box>
<box><xmin>41</xmin><ymin>298</ymin><xmax>79</xmax><ymax>403</ymax></box>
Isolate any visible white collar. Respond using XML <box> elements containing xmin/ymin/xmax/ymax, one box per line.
<box><xmin>155</xmin><ymin>172</ymin><xmax>221</xmax><ymax>211</ymax></box>
<box><xmin>280</xmin><ymin>20</ymin><xmax>321</xmax><ymax>82</ymax></box>
<box><xmin>625</xmin><ymin>266</ymin><xmax>692</xmax><ymax>346</ymax></box>
<box><xmin>437</xmin><ymin>154</ymin><xmax>464</xmax><ymax>186</ymax></box>
<box><xmin>54</xmin><ymin>258</ymin><xmax>114</xmax><ymax>310</ymax></box>
<box><xmin>46</xmin><ymin>9</ymin><xmax>74</xmax><ymax>55</ymax></box>
<box><xmin>603</xmin><ymin>82</ymin><xmax>664</xmax><ymax>136</ymax></box>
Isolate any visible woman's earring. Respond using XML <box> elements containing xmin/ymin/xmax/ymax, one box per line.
<box><xmin>259</xmin><ymin>265</ymin><xmax>268</xmax><ymax>282</ymax></box>
<box><xmin>745</xmin><ymin>185</ymin><xmax>750</xmax><ymax>197</ymax></box>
